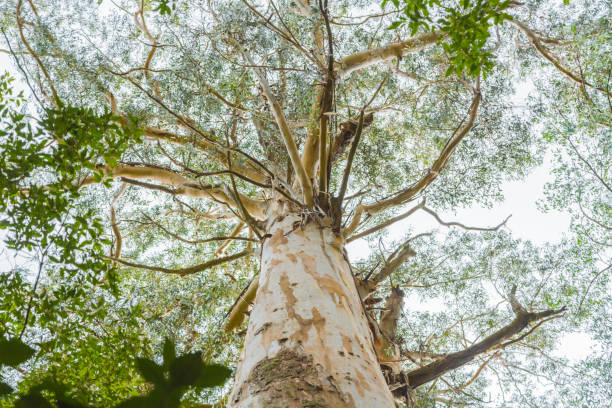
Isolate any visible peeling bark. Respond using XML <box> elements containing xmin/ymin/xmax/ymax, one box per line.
<box><xmin>229</xmin><ymin>215</ymin><xmax>395</xmax><ymax>407</ymax></box>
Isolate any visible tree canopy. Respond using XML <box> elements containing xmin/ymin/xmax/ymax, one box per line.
<box><xmin>0</xmin><ymin>0</ymin><xmax>610</xmax><ymax>406</ymax></box>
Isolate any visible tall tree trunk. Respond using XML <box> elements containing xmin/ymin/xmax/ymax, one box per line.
<box><xmin>229</xmin><ymin>213</ymin><xmax>395</xmax><ymax>407</ymax></box>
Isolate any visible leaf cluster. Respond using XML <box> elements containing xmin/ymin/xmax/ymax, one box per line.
<box><xmin>0</xmin><ymin>71</ymin><xmax>141</xmax><ymax>291</ymax></box>
<box><xmin>383</xmin><ymin>0</ymin><xmax>514</xmax><ymax>76</ymax></box>
<box><xmin>0</xmin><ymin>337</ymin><xmax>231</xmax><ymax>408</ymax></box>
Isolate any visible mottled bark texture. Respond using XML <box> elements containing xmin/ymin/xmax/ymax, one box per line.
<box><xmin>229</xmin><ymin>214</ymin><xmax>395</xmax><ymax>407</ymax></box>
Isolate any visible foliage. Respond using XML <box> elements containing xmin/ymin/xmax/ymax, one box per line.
<box><xmin>0</xmin><ymin>0</ymin><xmax>609</xmax><ymax>407</ymax></box>
<box><xmin>0</xmin><ymin>71</ymin><xmax>137</xmax><ymax>292</ymax></box>
<box><xmin>0</xmin><ymin>337</ymin><xmax>231</xmax><ymax>407</ymax></box>
<box><xmin>382</xmin><ymin>0</ymin><xmax>514</xmax><ymax>76</ymax></box>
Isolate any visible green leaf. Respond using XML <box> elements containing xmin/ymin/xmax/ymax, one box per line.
<box><xmin>135</xmin><ymin>358</ymin><xmax>166</xmax><ymax>386</ymax></box>
<box><xmin>15</xmin><ymin>394</ymin><xmax>54</xmax><ymax>408</ymax></box>
<box><xmin>162</xmin><ymin>338</ymin><xmax>176</xmax><ymax>369</ymax></box>
<box><xmin>114</xmin><ymin>396</ymin><xmax>149</xmax><ymax>408</ymax></box>
<box><xmin>169</xmin><ymin>352</ymin><xmax>203</xmax><ymax>387</ymax></box>
<box><xmin>0</xmin><ymin>338</ymin><xmax>36</xmax><ymax>366</ymax></box>
<box><xmin>195</xmin><ymin>364</ymin><xmax>232</xmax><ymax>389</ymax></box>
<box><xmin>0</xmin><ymin>381</ymin><xmax>13</xmax><ymax>396</ymax></box>
<box><xmin>387</xmin><ymin>21</ymin><xmax>403</xmax><ymax>30</ymax></box>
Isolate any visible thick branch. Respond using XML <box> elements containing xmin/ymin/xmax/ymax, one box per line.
<box><xmin>370</xmin><ymin>232</ymin><xmax>431</xmax><ymax>287</ymax></box>
<box><xmin>111</xmin><ymin>249</ymin><xmax>253</xmax><ymax>277</ymax></box>
<box><xmin>317</xmin><ymin>0</ymin><xmax>335</xmax><ymax>206</ymax></box>
<box><xmin>379</xmin><ymin>287</ymin><xmax>405</xmax><ymax>340</ymax></box>
<box><xmin>401</xmin><ymin>300</ymin><xmax>565</xmax><ymax>390</ymax></box>
<box><xmin>240</xmin><ymin>47</ymin><xmax>314</xmax><ymax>207</ymax></box>
<box><xmin>337</xmin><ymin>31</ymin><xmax>443</xmax><ymax>79</ymax></box>
<box><xmin>215</xmin><ymin>222</ymin><xmax>246</xmax><ymax>256</ymax></box>
<box><xmin>224</xmin><ymin>277</ymin><xmax>259</xmax><ymax>332</ymax></box>
<box><xmin>373</xmin><ymin>244</ymin><xmax>416</xmax><ymax>285</ymax></box>
<box><xmin>82</xmin><ymin>165</ymin><xmax>266</xmax><ymax>220</ymax></box>
<box><xmin>343</xmin><ymin>90</ymin><xmax>481</xmax><ymax>237</ymax></box>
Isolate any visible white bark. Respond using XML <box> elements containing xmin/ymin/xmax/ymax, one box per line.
<box><xmin>229</xmin><ymin>214</ymin><xmax>395</xmax><ymax>407</ymax></box>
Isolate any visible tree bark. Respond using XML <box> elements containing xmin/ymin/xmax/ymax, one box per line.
<box><xmin>229</xmin><ymin>214</ymin><xmax>395</xmax><ymax>407</ymax></box>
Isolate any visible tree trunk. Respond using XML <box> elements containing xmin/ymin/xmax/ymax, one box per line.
<box><xmin>229</xmin><ymin>213</ymin><xmax>395</xmax><ymax>407</ymax></box>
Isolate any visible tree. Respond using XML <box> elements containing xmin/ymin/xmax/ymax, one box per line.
<box><xmin>0</xmin><ymin>0</ymin><xmax>609</xmax><ymax>407</ymax></box>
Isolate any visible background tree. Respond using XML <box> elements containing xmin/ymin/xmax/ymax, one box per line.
<box><xmin>0</xmin><ymin>0</ymin><xmax>609</xmax><ymax>407</ymax></box>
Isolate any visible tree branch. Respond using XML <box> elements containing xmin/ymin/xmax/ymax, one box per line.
<box><xmin>343</xmin><ymin>89</ymin><xmax>481</xmax><ymax>237</ymax></box>
<box><xmin>512</xmin><ymin>20</ymin><xmax>610</xmax><ymax>96</ymax></box>
<box><xmin>224</xmin><ymin>277</ymin><xmax>259</xmax><ymax>332</ymax></box>
<box><xmin>16</xmin><ymin>0</ymin><xmax>58</xmax><ymax>105</ymax></box>
<box><xmin>346</xmin><ymin>199</ymin><xmax>425</xmax><ymax>243</ymax></box>
<box><xmin>81</xmin><ymin>164</ymin><xmax>266</xmax><ymax>219</ymax></box>
<box><xmin>215</xmin><ymin>222</ymin><xmax>246</xmax><ymax>256</ymax></box>
<box><xmin>337</xmin><ymin>31</ymin><xmax>443</xmax><ymax>79</ymax></box>
<box><xmin>109</xmin><ymin>182</ymin><xmax>127</xmax><ymax>264</ymax></box>
<box><xmin>396</xmin><ymin>290</ymin><xmax>566</xmax><ymax>391</ymax></box>
<box><xmin>421</xmin><ymin>206</ymin><xmax>511</xmax><ymax>232</ymax></box>
<box><xmin>238</xmin><ymin>44</ymin><xmax>314</xmax><ymax>208</ymax></box>
<box><xmin>332</xmin><ymin>110</ymin><xmax>365</xmax><ymax>228</ymax></box>
<box><xmin>110</xmin><ymin>249</ymin><xmax>253</xmax><ymax>277</ymax></box>
<box><xmin>371</xmin><ymin>232</ymin><xmax>432</xmax><ymax>285</ymax></box>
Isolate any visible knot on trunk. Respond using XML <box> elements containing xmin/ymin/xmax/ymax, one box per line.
<box><xmin>330</xmin><ymin>113</ymin><xmax>374</xmax><ymax>164</ymax></box>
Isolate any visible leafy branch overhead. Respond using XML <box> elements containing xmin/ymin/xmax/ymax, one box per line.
<box><xmin>383</xmin><ymin>0</ymin><xmax>514</xmax><ymax>76</ymax></box>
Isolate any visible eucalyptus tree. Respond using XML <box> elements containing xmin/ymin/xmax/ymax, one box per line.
<box><xmin>0</xmin><ymin>0</ymin><xmax>609</xmax><ymax>407</ymax></box>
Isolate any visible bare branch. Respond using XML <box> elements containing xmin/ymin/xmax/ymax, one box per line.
<box><xmin>371</xmin><ymin>233</ymin><xmax>432</xmax><ymax>285</ymax></box>
<box><xmin>396</xmin><ymin>289</ymin><xmax>566</xmax><ymax>391</ymax></box>
<box><xmin>421</xmin><ymin>206</ymin><xmax>511</xmax><ymax>232</ymax></box>
<box><xmin>343</xmin><ymin>89</ymin><xmax>481</xmax><ymax>237</ymax></box>
<box><xmin>110</xmin><ymin>249</ymin><xmax>253</xmax><ymax>277</ymax></box>
<box><xmin>512</xmin><ymin>20</ymin><xmax>610</xmax><ymax>96</ymax></box>
<box><xmin>136</xmin><ymin>214</ymin><xmax>255</xmax><ymax>246</ymax></box>
<box><xmin>346</xmin><ymin>199</ymin><xmax>425</xmax><ymax>243</ymax></box>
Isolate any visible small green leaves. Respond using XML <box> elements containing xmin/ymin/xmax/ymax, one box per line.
<box><xmin>0</xmin><ymin>338</ymin><xmax>230</xmax><ymax>407</ymax></box>
<box><xmin>382</xmin><ymin>0</ymin><xmax>513</xmax><ymax>77</ymax></box>
<box><xmin>152</xmin><ymin>0</ymin><xmax>176</xmax><ymax>15</ymax></box>
<box><xmin>0</xmin><ymin>337</ymin><xmax>35</xmax><ymax>366</ymax></box>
